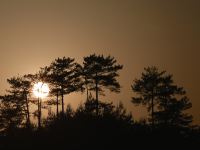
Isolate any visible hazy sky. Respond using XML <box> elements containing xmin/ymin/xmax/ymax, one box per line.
<box><xmin>0</xmin><ymin>0</ymin><xmax>199</xmax><ymax>124</ymax></box>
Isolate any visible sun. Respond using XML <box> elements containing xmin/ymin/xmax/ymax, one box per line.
<box><xmin>33</xmin><ymin>82</ymin><xmax>50</xmax><ymax>99</ymax></box>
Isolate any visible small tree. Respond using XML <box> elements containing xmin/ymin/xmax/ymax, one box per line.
<box><xmin>0</xmin><ymin>76</ymin><xmax>32</xmax><ymax>132</ymax></box>
<box><xmin>154</xmin><ymin>74</ymin><xmax>193</xmax><ymax>128</ymax></box>
<box><xmin>132</xmin><ymin>66</ymin><xmax>165</xmax><ymax>127</ymax></box>
<box><xmin>0</xmin><ymin>95</ymin><xmax>24</xmax><ymax>134</ymax></box>
<box><xmin>7</xmin><ymin>76</ymin><xmax>32</xmax><ymax>127</ymax></box>
<box><xmin>132</xmin><ymin>66</ymin><xmax>193</xmax><ymax>128</ymax></box>
<box><xmin>83</xmin><ymin>54</ymin><xmax>123</xmax><ymax>115</ymax></box>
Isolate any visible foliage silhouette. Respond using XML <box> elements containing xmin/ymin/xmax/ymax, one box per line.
<box><xmin>0</xmin><ymin>99</ymin><xmax>198</xmax><ymax>149</ymax></box>
<box><xmin>132</xmin><ymin>66</ymin><xmax>193</xmax><ymax>129</ymax></box>
<box><xmin>0</xmin><ymin>76</ymin><xmax>32</xmax><ymax>132</ymax></box>
<box><xmin>132</xmin><ymin>66</ymin><xmax>166</xmax><ymax>127</ymax></box>
<box><xmin>47</xmin><ymin>57</ymin><xmax>82</xmax><ymax>115</ymax></box>
<box><xmin>25</xmin><ymin>68</ymin><xmax>51</xmax><ymax>128</ymax></box>
<box><xmin>83</xmin><ymin>54</ymin><xmax>123</xmax><ymax>115</ymax></box>
<box><xmin>0</xmin><ymin>56</ymin><xmax>199</xmax><ymax>149</ymax></box>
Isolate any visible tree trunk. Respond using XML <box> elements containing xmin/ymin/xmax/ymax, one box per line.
<box><xmin>25</xmin><ymin>93</ymin><xmax>30</xmax><ymax>127</ymax></box>
<box><xmin>61</xmin><ymin>88</ymin><xmax>64</xmax><ymax>115</ymax></box>
<box><xmin>85</xmin><ymin>77</ymin><xmax>89</xmax><ymax>101</ymax></box>
<box><xmin>38</xmin><ymin>98</ymin><xmax>41</xmax><ymax>129</ymax></box>
<box><xmin>164</xmin><ymin>97</ymin><xmax>168</xmax><ymax>125</ymax></box>
<box><xmin>95</xmin><ymin>73</ymin><xmax>99</xmax><ymax>116</ymax></box>
<box><xmin>151</xmin><ymin>93</ymin><xmax>154</xmax><ymax>129</ymax></box>
<box><xmin>86</xmin><ymin>87</ymin><xmax>89</xmax><ymax>101</ymax></box>
<box><xmin>56</xmin><ymin>91</ymin><xmax>59</xmax><ymax>116</ymax></box>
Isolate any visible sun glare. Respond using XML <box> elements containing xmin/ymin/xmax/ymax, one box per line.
<box><xmin>33</xmin><ymin>82</ymin><xmax>50</xmax><ymax>99</ymax></box>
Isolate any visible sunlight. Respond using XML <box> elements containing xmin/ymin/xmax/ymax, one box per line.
<box><xmin>33</xmin><ymin>82</ymin><xmax>49</xmax><ymax>99</ymax></box>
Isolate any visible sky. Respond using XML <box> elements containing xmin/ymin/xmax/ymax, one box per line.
<box><xmin>0</xmin><ymin>0</ymin><xmax>200</xmax><ymax>124</ymax></box>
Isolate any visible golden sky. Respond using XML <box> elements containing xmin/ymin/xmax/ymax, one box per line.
<box><xmin>0</xmin><ymin>0</ymin><xmax>200</xmax><ymax>124</ymax></box>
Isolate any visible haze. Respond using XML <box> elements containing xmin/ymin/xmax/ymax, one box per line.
<box><xmin>0</xmin><ymin>0</ymin><xmax>199</xmax><ymax>124</ymax></box>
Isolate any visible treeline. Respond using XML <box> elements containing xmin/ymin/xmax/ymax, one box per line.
<box><xmin>0</xmin><ymin>54</ymin><xmax>199</xmax><ymax>149</ymax></box>
<box><xmin>0</xmin><ymin>54</ymin><xmax>123</xmax><ymax>131</ymax></box>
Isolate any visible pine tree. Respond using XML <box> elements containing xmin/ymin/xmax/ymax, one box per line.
<box><xmin>0</xmin><ymin>76</ymin><xmax>32</xmax><ymax>132</ymax></box>
<box><xmin>83</xmin><ymin>54</ymin><xmax>123</xmax><ymax>115</ymax></box>
<box><xmin>49</xmin><ymin>57</ymin><xmax>82</xmax><ymax>114</ymax></box>
<box><xmin>132</xmin><ymin>66</ymin><xmax>164</xmax><ymax>127</ymax></box>
<box><xmin>154</xmin><ymin>74</ymin><xmax>193</xmax><ymax>127</ymax></box>
<box><xmin>132</xmin><ymin>66</ymin><xmax>193</xmax><ymax>128</ymax></box>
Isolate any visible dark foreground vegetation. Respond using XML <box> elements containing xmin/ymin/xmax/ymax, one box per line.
<box><xmin>0</xmin><ymin>100</ymin><xmax>200</xmax><ymax>149</ymax></box>
<box><xmin>0</xmin><ymin>54</ymin><xmax>199</xmax><ymax>149</ymax></box>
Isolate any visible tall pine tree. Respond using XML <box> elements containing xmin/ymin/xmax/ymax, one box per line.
<box><xmin>83</xmin><ymin>54</ymin><xmax>123</xmax><ymax>115</ymax></box>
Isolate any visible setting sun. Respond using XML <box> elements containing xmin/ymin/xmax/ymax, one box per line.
<box><xmin>33</xmin><ymin>82</ymin><xmax>50</xmax><ymax>99</ymax></box>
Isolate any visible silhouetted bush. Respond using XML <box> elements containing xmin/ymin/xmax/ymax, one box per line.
<box><xmin>0</xmin><ymin>99</ymin><xmax>199</xmax><ymax>149</ymax></box>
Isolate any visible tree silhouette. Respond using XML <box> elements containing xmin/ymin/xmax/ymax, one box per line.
<box><xmin>80</xmin><ymin>65</ymin><xmax>91</xmax><ymax>101</ymax></box>
<box><xmin>38</xmin><ymin>66</ymin><xmax>61</xmax><ymax>116</ymax></box>
<box><xmin>154</xmin><ymin>74</ymin><xmax>193</xmax><ymax>127</ymax></box>
<box><xmin>83</xmin><ymin>54</ymin><xmax>123</xmax><ymax>115</ymax></box>
<box><xmin>0</xmin><ymin>76</ymin><xmax>31</xmax><ymax>132</ymax></box>
<box><xmin>49</xmin><ymin>57</ymin><xmax>82</xmax><ymax>114</ymax></box>
<box><xmin>7</xmin><ymin>77</ymin><xmax>32</xmax><ymax>126</ymax></box>
<box><xmin>0</xmin><ymin>94</ymin><xmax>24</xmax><ymax>134</ymax></box>
<box><xmin>25</xmin><ymin>67</ymin><xmax>50</xmax><ymax>128</ymax></box>
<box><xmin>132</xmin><ymin>66</ymin><xmax>193</xmax><ymax>129</ymax></box>
<box><xmin>0</xmin><ymin>61</ymin><xmax>199</xmax><ymax>149</ymax></box>
<box><xmin>132</xmin><ymin>66</ymin><xmax>165</xmax><ymax>127</ymax></box>
<box><xmin>20</xmin><ymin>76</ymin><xmax>32</xmax><ymax>127</ymax></box>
